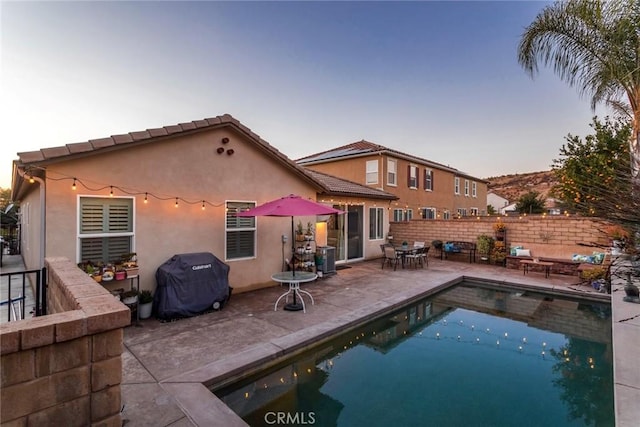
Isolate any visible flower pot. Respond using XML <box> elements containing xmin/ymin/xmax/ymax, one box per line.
<box><xmin>139</xmin><ymin>302</ymin><xmax>153</xmax><ymax>319</ymax></box>
<box><xmin>115</xmin><ymin>271</ymin><xmax>126</xmax><ymax>281</ymax></box>
<box><xmin>122</xmin><ymin>294</ymin><xmax>138</xmax><ymax>305</ymax></box>
<box><xmin>125</xmin><ymin>267</ymin><xmax>139</xmax><ymax>278</ymax></box>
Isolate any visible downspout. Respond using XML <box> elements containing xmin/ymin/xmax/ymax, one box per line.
<box><xmin>17</xmin><ymin>168</ymin><xmax>46</xmax><ymax>269</ymax></box>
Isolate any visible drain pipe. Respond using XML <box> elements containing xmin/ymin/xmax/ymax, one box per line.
<box><xmin>17</xmin><ymin>168</ymin><xmax>46</xmax><ymax>269</ymax></box>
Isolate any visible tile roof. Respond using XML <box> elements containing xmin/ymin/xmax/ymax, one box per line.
<box><xmin>297</xmin><ymin>139</ymin><xmax>487</xmax><ymax>182</ymax></box>
<box><xmin>11</xmin><ymin>114</ymin><xmax>401</xmax><ymax>202</ymax></box>
<box><xmin>304</xmin><ymin>169</ymin><xmax>397</xmax><ymax>200</ymax></box>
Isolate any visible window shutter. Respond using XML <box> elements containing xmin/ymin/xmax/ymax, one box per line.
<box><xmin>432</xmin><ymin>171</ymin><xmax>435</xmax><ymax>190</ymax></box>
<box><xmin>407</xmin><ymin>165</ymin><xmax>411</xmax><ymax>187</ymax></box>
<box><xmin>415</xmin><ymin>167</ymin><xmax>419</xmax><ymax>189</ymax></box>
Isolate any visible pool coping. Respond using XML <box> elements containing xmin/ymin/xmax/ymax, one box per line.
<box><xmin>155</xmin><ymin>273</ymin><xmax>625</xmax><ymax>427</ymax></box>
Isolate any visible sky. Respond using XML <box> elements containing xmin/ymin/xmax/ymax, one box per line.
<box><xmin>0</xmin><ymin>0</ymin><xmax>608</xmax><ymax>189</ymax></box>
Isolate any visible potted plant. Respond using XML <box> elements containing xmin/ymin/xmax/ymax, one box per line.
<box><xmin>476</xmin><ymin>235</ymin><xmax>494</xmax><ymax>261</ymax></box>
<box><xmin>401</xmin><ymin>241</ymin><xmax>409</xmax><ymax>249</ymax></box>
<box><xmin>305</xmin><ymin>222</ymin><xmax>314</xmax><ymax>241</ymax></box>
<box><xmin>296</xmin><ymin>220</ymin><xmax>305</xmax><ymax>241</ymax></box>
<box><xmin>138</xmin><ymin>290</ymin><xmax>153</xmax><ymax>319</ymax></box>
<box><xmin>581</xmin><ymin>267</ymin><xmax>607</xmax><ymax>291</ymax></box>
<box><xmin>493</xmin><ymin>220</ymin><xmax>506</xmax><ymax>239</ymax></box>
<box><xmin>121</xmin><ymin>289</ymin><xmax>139</xmax><ymax>305</ymax></box>
<box><xmin>121</xmin><ymin>252</ymin><xmax>139</xmax><ymax>277</ymax></box>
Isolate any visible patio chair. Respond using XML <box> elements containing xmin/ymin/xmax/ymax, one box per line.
<box><xmin>413</xmin><ymin>241</ymin><xmax>425</xmax><ymax>248</ymax></box>
<box><xmin>406</xmin><ymin>246</ymin><xmax>426</xmax><ymax>269</ymax></box>
<box><xmin>382</xmin><ymin>245</ymin><xmax>401</xmax><ymax>270</ymax></box>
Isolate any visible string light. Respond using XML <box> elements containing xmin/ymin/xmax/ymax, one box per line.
<box><xmin>29</xmin><ymin>176</ymin><xmax>35</xmax><ymax>184</ymax></box>
<box><xmin>175</xmin><ymin>198</ymin><xmax>179</xmax><ymax>208</ymax></box>
<box><xmin>202</xmin><ymin>200</ymin><xmax>206</xmax><ymax>210</ymax></box>
<box><xmin>110</xmin><ymin>186</ymin><xmax>114</xmax><ymax>197</ymax></box>
<box><xmin>72</xmin><ymin>178</ymin><xmax>77</xmax><ymax>191</ymax></box>
<box><xmin>144</xmin><ymin>193</ymin><xmax>148</xmax><ymax>204</ymax></box>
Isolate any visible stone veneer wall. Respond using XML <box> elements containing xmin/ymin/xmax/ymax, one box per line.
<box><xmin>0</xmin><ymin>257</ymin><xmax>130</xmax><ymax>427</ymax></box>
<box><xmin>389</xmin><ymin>216</ymin><xmax>611</xmax><ymax>252</ymax></box>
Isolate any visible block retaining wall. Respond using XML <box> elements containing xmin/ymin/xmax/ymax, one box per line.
<box><xmin>0</xmin><ymin>257</ymin><xmax>130</xmax><ymax>426</ymax></box>
<box><xmin>389</xmin><ymin>216</ymin><xmax>611</xmax><ymax>273</ymax></box>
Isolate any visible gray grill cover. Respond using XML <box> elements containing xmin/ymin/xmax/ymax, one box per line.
<box><xmin>154</xmin><ymin>252</ymin><xmax>230</xmax><ymax>320</ymax></box>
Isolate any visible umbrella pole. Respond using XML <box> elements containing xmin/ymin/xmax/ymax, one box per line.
<box><xmin>291</xmin><ymin>217</ymin><xmax>295</xmax><ymax>277</ymax></box>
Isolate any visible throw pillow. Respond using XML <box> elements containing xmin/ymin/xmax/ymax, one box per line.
<box><xmin>510</xmin><ymin>246</ymin><xmax>523</xmax><ymax>256</ymax></box>
<box><xmin>515</xmin><ymin>249</ymin><xmax>531</xmax><ymax>257</ymax></box>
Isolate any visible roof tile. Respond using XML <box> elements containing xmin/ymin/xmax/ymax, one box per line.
<box><xmin>147</xmin><ymin>127</ymin><xmax>168</xmax><ymax>137</ymax></box>
<box><xmin>193</xmin><ymin>120</ymin><xmax>209</xmax><ymax>128</ymax></box>
<box><xmin>205</xmin><ymin>117</ymin><xmax>222</xmax><ymax>126</ymax></box>
<box><xmin>164</xmin><ymin>125</ymin><xmax>183</xmax><ymax>134</ymax></box>
<box><xmin>130</xmin><ymin>131</ymin><xmax>151</xmax><ymax>141</ymax></box>
<box><xmin>88</xmin><ymin>138</ymin><xmax>115</xmax><ymax>149</ymax></box>
<box><xmin>67</xmin><ymin>142</ymin><xmax>95</xmax><ymax>154</ymax></box>
<box><xmin>112</xmin><ymin>134</ymin><xmax>134</xmax><ymax>144</ymax></box>
<box><xmin>18</xmin><ymin>150</ymin><xmax>45</xmax><ymax>163</ymax></box>
<box><xmin>179</xmin><ymin>122</ymin><xmax>196</xmax><ymax>131</ymax></box>
<box><xmin>41</xmin><ymin>146</ymin><xmax>71</xmax><ymax>160</ymax></box>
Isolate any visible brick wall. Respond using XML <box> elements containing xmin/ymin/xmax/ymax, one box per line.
<box><xmin>389</xmin><ymin>216</ymin><xmax>610</xmax><ymax>250</ymax></box>
<box><xmin>0</xmin><ymin>257</ymin><xmax>130</xmax><ymax>426</ymax></box>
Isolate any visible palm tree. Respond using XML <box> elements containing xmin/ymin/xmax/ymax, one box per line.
<box><xmin>518</xmin><ymin>0</ymin><xmax>640</xmax><ymax>178</ymax></box>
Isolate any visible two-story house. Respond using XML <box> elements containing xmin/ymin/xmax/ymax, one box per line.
<box><xmin>297</xmin><ymin>140</ymin><xmax>488</xmax><ymax>222</ymax></box>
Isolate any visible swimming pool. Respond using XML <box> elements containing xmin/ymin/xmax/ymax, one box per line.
<box><xmin>214</xmin><ymin>282</ymin><xmax>614</xmax><ymax>426</ymax></box>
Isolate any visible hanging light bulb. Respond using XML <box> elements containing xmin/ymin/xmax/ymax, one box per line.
<box><xmin>72</xmin><ymin>178</ymin><xmax>77</xmax><ymax>191</ymax></box>
<box><xmin>201</xmin><ymin>200</ymin><xmax>206</xmax><ymax>210</ymax></box>
<box><xmin>110</xmin><ymin>186</ymin><xmax>114</xmax><ymax>197</ymax></box>
<box><xmin>29</xmin><ymin>175</ymin><xmax>35</xmax><ymax>184</ymax></box>
<box><xmin>144</xmin><ymin>193</ymin><xmax>148</xmax><ymax>204</ymax></box>
<box><xmin>175</xmin><ymin>198</ymin><xmax>179</xmax><ymax>208</ymax></box>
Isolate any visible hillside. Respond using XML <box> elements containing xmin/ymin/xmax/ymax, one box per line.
<box><xmin>485</xmin><ymin>170</ymin><xmax>558</xmax><ymax>204</ymax></box>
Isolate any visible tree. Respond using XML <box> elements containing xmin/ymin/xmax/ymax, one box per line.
<box><xmin>518</xmin><ymin>0</ymin><xmax>640</xmax><ymax>178</ymax></box>
<box><xmin>551</xmin><ymin>116</ymin><xmax>631</xmax><ymax>217</ymax></box>
<box><xmin>486</xmin><ymin>204</ymin><xmax>497</xmax><ymax>215</ymax></box>
<box><xmin>515</xmin><ymin>191</ymin><xmax>546</xmax><ymax>214</ymax></box>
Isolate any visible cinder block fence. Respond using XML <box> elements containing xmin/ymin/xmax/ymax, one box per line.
<box><xmin>1</xmin><ymin>257</ymin><xmax>130</xmax><ymax>426</ymax></box>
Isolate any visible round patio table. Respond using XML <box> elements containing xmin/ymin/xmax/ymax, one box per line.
<box><xmin>272</xmin><ymin>271</ymin><xmax>317</xmax><ymax>312</ymax></box>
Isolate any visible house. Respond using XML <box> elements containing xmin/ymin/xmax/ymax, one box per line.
<box><xmin>487</xmin><ymin>191</ymin><xmax>509</xmax><ymax>214</ymax></box>
<box><xmin>10</xmin><ymin>115</ymin><xmax>396</xmax><ymax>294</ymax></box>
<box><xmin>297</xmin><ymin>141</ymin><xmax>488</xmax><ymax>221</ymax></box>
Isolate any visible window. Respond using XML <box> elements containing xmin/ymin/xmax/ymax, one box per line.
<box><xmin>424</xmin><ymin>169</ymin><xmax>433</xmax><ymax>191</ymax></box>
<box><xmin>226</xmin><ymin>201</ymin><xmax>256</xmax><ymax>260</ymax></box>
<box><xmin>472</xmin><ymin>181</ymin><xmax>477</xmax><ymax>198</ymax></box>
<box><xmin>454</xmin><ymin>177</ymin><xmax>460</xmax><ymax>195</ymax></box>
<box><xmin>457</xmin><ymin>208</ymin><xmax>467</xmax><ymax>218</ymax></box>
<box><xmin>387</xmin><ymin>159</ymin><xmax>397</xmax><ymax>186</ymax></box>
<box><xmin>393</xmin><ymin>209</ymin><xmax>404</xmax><ymax>222</ymax></box>
<box><xmin>405</xmin><ymin>209</ymin><xmax>413</xmax><ymax>221</ymax></box>
<box><xmin>408</xmin><ymin>165</ymin><xmax>418</xmax><ymax>189</ymax></box>
<box><xmin>442</xmin><ymin>210</ymin><xmax>451</xmax><ymax>220</ymax></box>
<box><xmin>421</xmin><ymin>207</ymin><xmax>436</xmax><ymax>219</ymax></box>
<box><xmin>369</xmin><ymin>207</ymin><xmax>384</xmax><ymax>239</ymax></box>
<box><xmin>366</xmin><ymin>160</ymin><xmax>378</xmax><ymax>184</ymax></box>
<box><xmin>79</xmin><ymin>197</ymin><xmax>133</xmax><ymax>263</ymax></box>
<box><xmin>470</xmin><ymin>207</ymin><xmax>479</xmax><ymax>216</ymax></box>
<box><xmin>464</xmin><ymin>180</ymin><xmax>470</xmax><ymax>196</ymax></box>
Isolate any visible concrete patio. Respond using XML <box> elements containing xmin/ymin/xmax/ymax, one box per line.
<box><xmin>119</xmin><ymin>256</ymin><xmax>640</xmax><ymax>427</ymax></box>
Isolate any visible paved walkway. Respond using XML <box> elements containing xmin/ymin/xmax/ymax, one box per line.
<box><xmin>119</xmin><ymin>257</ymin><xmax>639</xmax><ymax>427</ymax></box>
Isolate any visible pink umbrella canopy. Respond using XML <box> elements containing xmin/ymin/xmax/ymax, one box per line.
<box><xmin>237</xmin><ymin>194</ymin><xmax>344</xmax><ymax>277</ymax></box>
<box><xmin>236</xmin><ymin>194</ymin><xmax>343</xmax><ymax>217</ymax></box>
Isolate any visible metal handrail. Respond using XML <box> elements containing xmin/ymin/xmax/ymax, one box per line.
<box><xmin>0</xmin><ymin>268</ymin><xmax>46</xmax><ymax>322</ymax></box>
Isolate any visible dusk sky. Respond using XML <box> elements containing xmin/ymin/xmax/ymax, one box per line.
<box><xmin>1</xmin><ymin>1</ymin><xmax>607</xmax><ymax>189</ymax></box>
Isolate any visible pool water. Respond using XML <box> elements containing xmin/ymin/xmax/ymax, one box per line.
<box><xmin>215</xmin><ymin>283</ymin><xmax>614</xmax><ymax>427</ymax></box>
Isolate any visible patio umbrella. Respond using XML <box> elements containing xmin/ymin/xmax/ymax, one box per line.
<box><xmin>237</xmin><ymin>194</ymin><xmax>344</xmax><ymax>276</ymax></box>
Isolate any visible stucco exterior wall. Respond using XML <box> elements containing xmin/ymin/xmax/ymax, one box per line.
<box><xmin>17</xmin><ymin>186</ymin><xmax>43</xmax><ymax>272</ymax></box>
<box><xmin>37</xmin><ymin>127</ymin><xmax>319</xmax><ymax>293</ymax></box>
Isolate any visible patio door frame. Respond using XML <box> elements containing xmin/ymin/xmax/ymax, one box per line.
<box><xmin>332</xmin><ymin>204</ymin><xmax>364</xmax><ymax>264</ymax></box>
